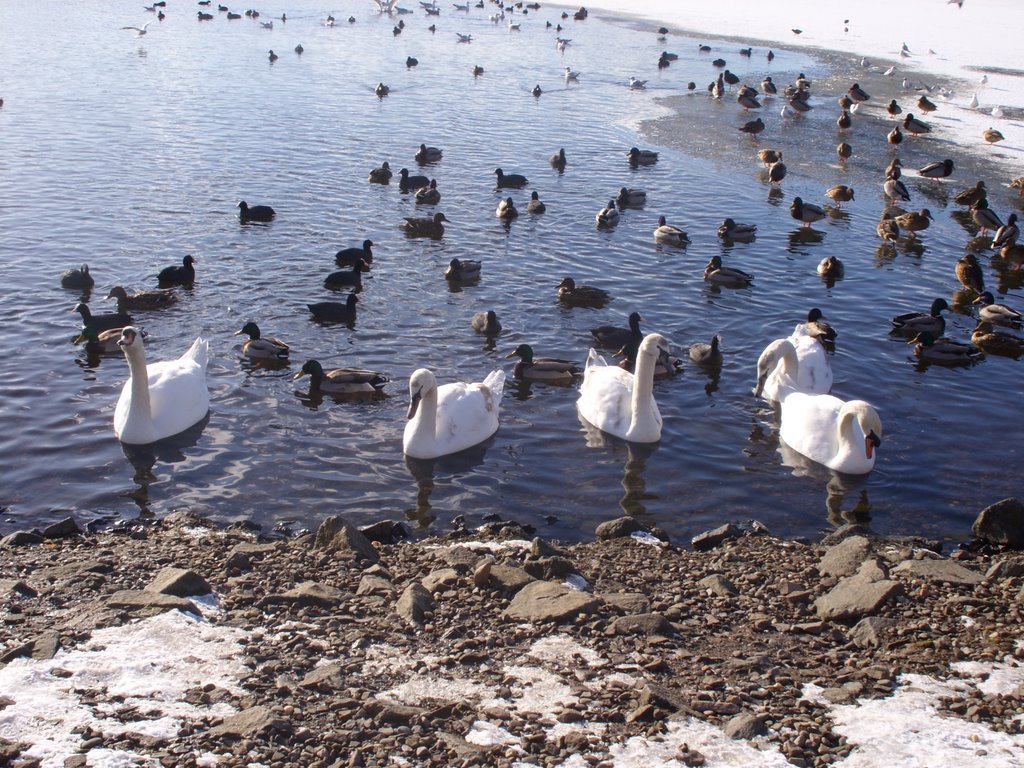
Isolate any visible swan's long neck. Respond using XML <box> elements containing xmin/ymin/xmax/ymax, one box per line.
<box><xmin>629</xmin><ymin>345</ymin><xmax>659</xmax><ymax>435</ymax></box>
<box><xmin>124</xmin><ymin>344</ymin><xmax>152</xmax><ymax>432</ymax></box>
<box><xmin>411</xmin><ymin>385</ymin><xmax>439</xmax><ymax>445</ymax></box>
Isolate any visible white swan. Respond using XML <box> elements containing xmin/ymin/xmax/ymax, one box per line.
<box><xmin>779</xmin><ymin>393</ymin><xmax>882</xmax><ymax>474</ymax></box>
<box><xmin>114</xmin><ymin>327</ymin><xmax>209</xmax><ymax>445</ymax></box>
<box><xmin>403</xmin><ymin>368</ymin><xmax>505</xmax><ymax>459</ymax></box>
<box><xmin>754</xmin><ymin>335</ymin><xmax>832</xmax><ymax>401</ymax></box>
<box><xmin>577</xmin><ymin>333</ymin><xmax>671</xmax><ymax>443</ymax></box>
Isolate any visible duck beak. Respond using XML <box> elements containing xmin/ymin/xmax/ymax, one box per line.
<box><xmin>865</xmin><ymin>430</ymin><xmax>881</xmax><ymax>459</ymax></box>
<box><xmin>233</xmin><ymin>330</ymin><xmax>245</xmax><ymax>336</ymax></box>
<box><xmin>504</xmin><ymin>350</ymin><xmax>518</xmax><ymax>359</ymax></box>
<box><xmin>293</xmin><ymin>370</ymin><xmax>308</xmax><ymax>380</ymax></box>
<box><xmin>407</xmin><ymin>389</ymin><xmax>422</xmax><ymax>419</ymax></box>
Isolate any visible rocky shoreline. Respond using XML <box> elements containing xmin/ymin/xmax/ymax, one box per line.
<box><xmin>2</xmin><ymin>504</ymin><xmax>1023</xmax><ymax>768</ymax></box>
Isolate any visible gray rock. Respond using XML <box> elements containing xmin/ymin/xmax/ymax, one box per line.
<box><xmin>818</xmin><ymin>535</ymin><xmax>872</xmax><ymax>577</ymax></box>
<box><xmin>637</xmin><ymin>683</ymin><xmax>702</xmax><ymax>717</ymax></box>
<box><xmin>421</xmin><ymin>568</ymin><xmax>460</xmax><ymax>593</ymax></box>
<box><xmin>224</xmin><ymin>551</ymin><xmax>252</xmax><ymax>573</ymax></box>
<box><xmin>147</xmin><ymin>567</ymin><xmax>211</xmax><ymax>597</ymax></box>
<box><xmin>42</xmin><ymin>517</ymin><xmax>81</xmax><ymax>539</ymax></box>
<box><xmin>595</xmin><ymin>517</ymin><xmax>643</xmax><ymax>540</ymax></box>
<box><xmin>892</xmin><ymin>559</ymin><xmax>983</xmax><ymax>586</ymax></box>
<box><xmin>259</xmin><ymin>581</ymin><xmax>345</xmax><ymax>609</ymax></box>
<box><xmin>724</xmin><ymin>712</ymin><xmax>767</xmax><ymax>739</ymax></box>
<box><xmin>821</xmin><ymin>682</ymin><xmax>864</xmax><ymax>704</ymax></box>
<box><xmin>486</xmin><ymin>563</ymin><xmax>534</xmax><ymax>593</ymax></box>
<box><xmin>0</xmin><ymin>632</ymin><xmax>55</xmax><ymax>665</ymax></box>
<box><xmin>312</xmin><ymin>515</ymin><xmax>379</xmax><ymax>563</ymax></box>
<box><xmin>38</xmin><ymin>559</ymin><xmax>112</xmax><ymax>581</ymax></box>
<box><xmin>207</xmin><ymin>706</ymin><xmax>290</xmax><ymax>739</ymax></box>
<box><xmin>973</xmin><ymin>498</ymin><xmax>1024</xmax><ymax>548</ymax></box>
<box><xmin>523</xmin><ymin>556</ymin><xmax>576</xmax><ymax>580</ymax></box>
<box><xmin>599</xmin><ymin>592</ymin><xmax>651</xmax><ymax>614</ymax></box>
<box><xmin>356</xmin><ymin>574</ymin><xmax>393</xmax><ymax>597</ymax></box>
<box><xmin>300</xmin><ymin>662</ymin><xmax>345</xmax><ymax>690</ymax></box>
<box><xmin>228</xmin><ymin>542</ymin><xmax>278</xmax><ymax>559</ymax></box>
<box><xmin>850</xmin><ymin>616</ymin><xmax>897</xmax><ymax>648</ymax></box>
<box><xmin>611</xmin><ymin>613</ymin><xmax>674</xmax><ymax>637</ymax></box>
<box><xmin>0</xmin><ymin>580</ymin><xmax>37</xmax><ymax>598</ymax></box>
<box><xmin>531</xmin><ymin>537</ymin><xmax>568</xmax><ymax>558</ymax></box>
<box><xmin>856</xmin><ymin>557</ymin><xmax>889</xmax><ymax>583</ymax></box>
<box><xmin>504</xmin><ymin>581</ymin><xmax>601</xmax><ymax>623</ymax></box>
<box><xmin>699</xmin><ymin>574</ymin><xmax>738</xmax><ymax>597</ymax></box>
<box><xmin>814</xmin><ymin>575</ymin><xmax>902</xmax><ymax>622</ymax></box>
<box><xmin>1</xmin><ymin>531</ymin><xmax>43</xmax><ymax>547</ymax></box>
<box><xmin>691</xmin><ymin>523</ymin><xmax>740</xmax><ymax>552</ymax></box>
<box><xmin>105</xmin><ymin>590</ymin><xmax>200</xmax><ymax>616</ymax></box>
<box><xmin>440</xmin><ymin>546</ymin><xmax>478</xmax><ymax>571</ymax></box>
<box><xmin>359</xmin><ymin>520</ymin><xmax>410</xmax><ymax>545</ymax></box>
<box><xmin>986</xmin><ymin>559</ymin><xmax>1024</xmax><ymax>581</ymax></box>
<box><xmin>365</xmin><ymin>699</ymin><xmax>429</xmax><ymax>725</ymax></box>
<box><xmin>396</xmin><ymin>583</ymin><xmax>434</xmax><ymax>625</ymax></box>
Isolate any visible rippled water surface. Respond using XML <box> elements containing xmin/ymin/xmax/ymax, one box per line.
<box><xmin>1</xmin><ymin>1</ymin><xmax>1021</xmax><ymax>543</ymax></box>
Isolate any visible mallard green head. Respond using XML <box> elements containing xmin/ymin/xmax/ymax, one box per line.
<box><xmin>930</xmin><ymin>298</ymin><xmax>950</xmax><ymax>316</ymax></box>
<box><xmin>973</xmin><ymin>291</ymin><xmax>995</xmax><ymax>306</ymax></box>
<box><xmin>294</xmin><ymin>360</ymin><xmax>323</xmax><ymax>380</ymax></box>
<box><xmin>506</xmin><ymin>344</ymin><xmax>534</xmax><ymax>363</ymax></box>
<box><xmin>236</xmin><ymin>321</ymin><xmax>261</xmax><ymax>340</ymax></box>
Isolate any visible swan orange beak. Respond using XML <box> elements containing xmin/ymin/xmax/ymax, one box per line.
<box><xmin>865</xmin><ymin>430</ymin><xmax>881</xmax><ymax>459</ymax></box>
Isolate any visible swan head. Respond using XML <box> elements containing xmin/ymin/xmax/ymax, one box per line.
<box><xmin>846</xmin><ymin>401</ymin><xmax>883</xmax><ymax>460</ymax></box>
<box><xmin>407</xmin><ymin>368</ymin><xmax>437</xmax><ymax>419</ymax></box>
<box><xmin>117</xmin><ymin>326</ymin><xmax>143</xmax><ymax>351</ymax></box>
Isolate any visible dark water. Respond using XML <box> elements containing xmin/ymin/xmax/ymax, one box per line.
<box><xmin>0</xmin><ymin>1</ymin><xmax>1020</xmax><ymax>544</ymax></box>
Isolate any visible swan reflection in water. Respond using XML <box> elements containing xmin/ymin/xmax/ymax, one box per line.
<box><xmin>403</xmin><ymin>437</ymin><xmax>495</xmax><ymax>528</ymax></box>
<box><xmin>119</xmin><ymin>413</ymin><xmax>210</xmax><ymax>515</ymax></box>
<box><xmin>578</xmin><ymin>417</ymin><xmax>660</xmax><ymax>517</ymax></box>
<box><xmin>777</xmin><ymin>441</ymin><xmax>872</xmax><ymax>527</ymax></box>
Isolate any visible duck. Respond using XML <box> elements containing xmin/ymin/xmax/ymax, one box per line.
<box><xmin>887</xmin><ymin>99</ymin><xmax>902</xmax><ymax>118</ymax></box>
<box><xmin>757</xmin><ymin>149</ymin><xmax>781</xmax><ymax>167</ymax></box>
<box><xmin>848</xmin><ymin>82</ymin><xmax>870</xmax><ymax>102</ymax></box>
<box><xmin>590</xmin><ymin>311</ymin><xmax>643</xmax><ymax>350</ymax></box>
<box><xmin>983</xmin><ymin>127</ymin><xmax>1005</xmax><ymax>145</ymax></box>
<box><xmin>106</xmin><ymin>286</ymin><xmax>177</xmax><ymax>312</ymax></box>
<box><xmin>910</xmin><ymin>332</ymin><xmax>984</xmax><ymax>366</ymax></box>
<box><xmin>74</xmin><ymin>326</ymin><xmax>132</xmax><ymax>354</ymax></box>
<box><xmin>496</xmin><ymin>196</ymin><xmax>519</xmax><ymax>220</ymax></box>
<box><xmin>74</xmin><ymin>302</ymin><xmax>132</xmax><ymax>335</ymax></box>
<box><xmin>779</xmin><ymin>393</ymin><xmax>882</xmax><ymax>474</ymax></box>
<box><xmin>836</xmin><ymin>142</ymin><xmax>852</xmax><ymax>162</ymax></box>
<box><xmin>335</xmin><ymin>239</ymin><xmax>374</xmax><ymax>267</ymax></box>
<box><xmin>971</xmin><ymin>322</ymin><xmax>1024</xmax><ymax>357</ymax></box>
<box><xmin>324</xmin><ymin>259</ymin><xmax>370</xmax><ymax>289</ymax></box>
<box><xmin>626</xmin><ymin>147</ymin><xmax>658</xmax><ymax>166</ymax></box>
<box><xmin>531</xmin><ymin>84</ymin><xmax>542</xmax><ymax>97</ymax></box>
<box><xmin>653</xmin><ymin>215</ymin><xmax>689</xmax><ymax>246</ymax></box>
<box><xmin>768</xmin><ymin>160</ymin><xmax>787</xmax><ymax>186</ymax></box>
<box><xmin>445</xmin><ymin>258</ymin><xmax>481</xmax><ymax>282</ymax></box>
<box><xmin>157</xmin><ymin>254</ymin><xmax>197</xmax><ymax>285</ymax></box>
<box><xmin>917</xmin><ymin>95</ymin><xmax>937</xmax><ymax>113</ymax></box>
<box><xmin>472</xmin><ymin>65</ymin><xmax>484</xmax><ymax>76</ymax></box>
<box><xmin>718</xmin><ymin>218</ymin><xmax>757</xmax><ymax>241</ymax></box>
<box><xmin>992</xmin><ymin>214</ymin><xmax>1020</xmax><ymax>249</ymax></box>
<box><xmin>401</xmin><ymin>211</ymin><xmax>449</xmax><ymax>238</ymax></box>
<box><xmin>595</xmin><ymin>199</ymin><xmax>620</xmax><ymax>228</ymax></box>
<box><xmin>577</xmin><ymin>333</ymin><xmax>672</xmax><ymax>444</ymax></box>
<box><xmin>796</xmin><ymin>307</ymin><xmax>838</xmax><ymax>353</ymax></box>
<box><xmin>398</xmin><ymin>168</ymin><xmax>430</xmax><ymax>192</ymax></box>
<box><xmin>818</xmin><ymin>256</ymin><xmax>845</xmax><ymax>280</ymax></box>
<box><xmin>403</xmin><ymin>368</ymin><xmax>505</xmax><ymax>459</ymax></box>
<box><xmin>615</xmin><ymin>339</ymin><xmax>681</xmax><ymax>380</ymax></box>
<box><xmin>615</xmin><ymin>187</ymin><xmax>647</xmax><ymax>208</ymax></box>
<box><xmin>374</xmin><ymin>82</ymin><xmax>390</xmax><ymax>97</ymax></box>
<box><xmin>973</xmin><ymin>292</ymin><xmax>1022</xmax><ymax>325</ymax></box>
<box><xmin>790</xmin><ymin>197</ymin><xmax>825</xmax><ymax>227</ymax></box>
<box><xmin>234</xmin><ymin>321</ymin><xmax>288</xmax><ymax>360</ymax></box>
<box><xmin>557</xmin><ymin>277</ymin><xmax>610</xmax><ymax>308</ymax></box>
<box><xmin>414</xmin><ymin>143</ymin><xmax>442</xmax><ymax>163</ymax></box>
<box><xmin>550</xmin><ymin>148</ymin><xmax>567</xmax><ymax>170</ymax></box>
<box><xmin>789</xmin><ymin>95</ymin><xmax>812</xmax><ymax>114</ymax></box>
<box><xmin>738</xmin><ymin>96</ymin><xmax>763</xmax><ymax>113</ymax></box>
<box><xmin>887</xmin><ymin>125</ymin><xmax>903</xmax><ymax>146</ymax></box>
<box><xmin>955</xmin><ymin>253</ymin><xmax>985</xmax><ymax>293</ymax></box>
<box><xmin>414</xmin><ymin>179</ymin><xmax>441</xmax><ymax>205</ymax></box>
<box><xmin>238</xmin><ymin>200</ymin><xmax>275</xmax><ymax>222</ymax></box>
<box><xmin>471</xmin><ymin>310</ymin><xmax>502</xmax><ymax>335</ymax></box>
<box><xmin>837</xmin><ymin>110</ymin><xmax>852</xmax><ymax>131</ymax></box>
<box><xmin>877</xmin><ymin>213</ymin><xmax>901</xmax><ymax>243</ymax></box>
<box><xmin>61</xmin><ymin>264</ymin><xmax>95</xmax><ymax>289</ymax></box>
<box><xmin>703</xmin><ymin>256</ymin><xmax>753</xmax><ymax>287</ymax></box>
<box><xmin>884</xmin><ymin>171</ymin><xmax>911</xmax><ymax>205</ymax></box>
<box><xmin>971</xmin><ymin>199</ymin><xmax>1003</xmax><ymax>236</ymax></box>
<box><xmin>825</xmin><ymin>185</ymin><xmax>855</xmax><ymax>206</ymax></box>
<box><xmin>919</xmin><ymin>159</ymin><xmax>954</xmax><ymax>179</ymax></box>
<box><xmin>953</xmin><ymin>181</ymin><xmax>986</xmax><ymax>208</ymax></box>
<box><xmin>526</xmin><ymin>191</ymin><xmax>546</xmax><ymax>214</ymax></box>
<box><xmin>294</xmin><ymin>359</ymin><xmax>389</xmax><ymax>394</ymax></box>
<box><xmin>113</xmin><ymin>326</ymin><xmax>209</xmax><ymax>445</ymax></box>
<box><xmin>688</xmin><ymin>335</ymin><xmax>722</xmax><ymax>366</ymax></box>
<box><xmin>891</xmin><ymin>297</ymin><xmax>949</xmax><ymax>336</ymax></box>
<box><xmin>494</xmin><ymin>168</ymin><xmax>528</xmax><ymax>189</ymax></box>
<box><xmin>267</xmin><ymin>49</ymin><xmax>278</xmax><ymax>62</ymax></box>
<box><xmin>903</xmin><ymin>113</ymin><xmax>931</xmax><ymax>136</ymax></box>
<box><xmin>368</xmin><ymin>162</ymin><xmax>393</xmax><ymax>184</ymax></box>
<box><xmin>761</xmin><ymin>76</ymin><xmax>777</xmax><ymax>95</ymax></box>
<box><xmin>893</xmin><ymin>209</ymin><xmax>933</xmax><ymax>238</ymax></box>
<box><xmin>308</xmin><ymin>294</ymin><xmax>358</xmax><ymax>323</ymax></box>
<box><xmin>754</xmin><ymin>336</ymin><xmax>832</xmax><ymax>401</ymax></box>
<box><xmin>506</xmin><ymin>344</ymin><xmax>581</xmax><ymax>382</ymax></box>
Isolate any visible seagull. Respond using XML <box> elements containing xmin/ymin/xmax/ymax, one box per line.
<box><xmin>121</xmin><ymin>21</ymin><xmax>152</xmax><ymax>37</ymax></box>
<box><xmin>456</xmin><ymin>32</ymin><xmax>472</xmax><ymax>43</ymax></box>
<box><xmin>260</xmin><ymin>21</ymin><xmax>273</xmax><ymax>29</ymax></box>
<box><xmin>564</xmin><ymin>67</ymin><xmax>580</xmax><ymax>82</ymax></box>
<box><xmin>992</xmin><ymin>105</ymin><xmax>1005</xmax><ymax>119</ymax></box>
<box><xmin>883</xmin><ymin>66</ymin><xmax>896</xmax><ymax>77</ymax></box>
<box><xmin>629</xmin><ymin>76</ymin><xmax>647</xmax><ymax>90</ymax></box>
<box><xmin>968</xmin><ymin>93</ymin><xmax>979</xmax><ymax>109</ymax></box>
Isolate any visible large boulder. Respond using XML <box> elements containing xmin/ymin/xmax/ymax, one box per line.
<box><xmin>973</xmin><ymin>498</ymin><xmax>1024</xmax><ymax>548</ymax></box>
<box><xmin>504</xmin><ymin>581</ymin><xmax>601</xmax><ymax>623</ymax></box>
<box><xmin>312</xmin><ymin>515</ymin><xmax>379</xmax><ymax>562</ymax></box>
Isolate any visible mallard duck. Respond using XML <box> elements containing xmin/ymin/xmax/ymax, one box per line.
<box><xmin>837</xmin><ymin>94</ymin><xmax>853</xmax><ymax>110</ymax></box>
<box><xmin>157</xmin><ymin>254</ymin><xmax>196</xmax><ymax>285</ymax></box>
<box><xmin>61</xmin><ymin>264</ymin><xmax>95</xmax><ymax>289</ymax></box>
<box><xmin>877</xmin><ymin>213</ymin><xmax>900</xmax><ymax>243</ymax></box>
<box><xmin>496</xmin><ymin>196</ymin><xmax>519</xmax><ymax>220</ymax></box>
<box><xmin>471</xmin><ymin>310</ymin><xmax>502</xmax><ymax>335</ymax></box>
<box><xmin>414</xmin><ymin>143</ymin><xmax>442</xmax><ymax>163</ymax></box>
<box><xmin>825</xmin><ymin>185</ymin><xmax>855</xmax><ymax>206</ymax></box>
<box><xmin>704</xmin><ymin>256</ymin><xmax>753</xmax><ymax>287</ymax></box>
<box><xmin>401</xmin><ymin>211</ymin><xmax>449</xmax><ymax>238</ymax></box>
<box><xmin>368</xmin><ymin>162</ymin><xmax>393</xmax><ymax>184</ymax></box>
<box><xmin>557</xmin><ymin>277</ymin><xmax>610</xmax><ymax>308</ymax></box>
<box><xmin>527</xmin><ymin>191</ymin><xmax>546</xmax><ymax>214</ymax></box>
<box><xmin>757</xmin><ymin>149</ymin><xmax>781</xmax><ymax>167</ymax></box>
<box><xmin>74</xmin><ymin>302</ymin><xmax>132</xmax><ymax>335</ymax></box>
<box><xmin>903</xmin><ymin>113</ymin><xmax>931</xmax><ymax>136</ymax></box>
<box><xmin>739</xmin><ymin>116</ymin><xmax>764</xmax><ymax>134</ymax></box>
<box><xmin>505</xmin><ymin>344</ymin><xmax>581</xmax><ymax>382</ymax></box>
<box><xmin>1011</xmin><ymin>177</ymin><xmax>1024</xmax><ymax>197</ymax></box>
<box><xmin>616</xmin><ymin>187</ymin><xmax>647</xmax><ymax>208</ymax></box>
<box><xmin>971</xmin><ymin>199</ymin><xmax>1003</xmax><ymax>236</ymax></box>
<box><xmin>688</xmin><ymin>335</ymin><xmax>722</xmax><ymax>366</ymax></box>
<box><xmin>626</xmin><ymin>147</ymin><xmax>658</xmax><ymax>166</ymax></box>
<box><xmin>374</xmin><ymin>82</ymin><xmax>390</xmax><ymax>97</ymax></box>
<box><xmin>780</xmin><ymin>392</ymin><xmax>882</xmax><ymax>474</ymax></box>
<box><xmin>910</xmin><ymin>332</ymin><xmax>984</xmax><ymax>366</ymax></box>
<box><xmin>325</xmin><ymin>259</ymin><xmax>370</xmax><ymax>289</ymax></box>
<box><xmin>818</xmin><ymin>256</ymin><xmax>844</xmax><ymax>280</ymax></box>
<box><xmin>398</xmin><ymin>168</ymin><xmax>430</xmax><ymax>192</ymax></box>
<box><xmin>308</xmin><ymin>294</ymin><xmax>358</xmax><ymax>322</ymax></box>
<box><xmin>494</xmin><ymin>167</ymin><xmax>528</xmax><ymax>189</ymax></box>
<box><xmin>789</xmin><ymin>95</ymin><xmax>812</xmax><ymax>114</ymax></box>
<box><xmin>472</xmin><ymin>64</ymin><xmax>484</xmax><ymax>76</ymax></box>
<box><xmin>919</xmin><ymin>159</ymin><xmax>954</xmax><ymax>179</ymax></box>
<box><xmin>836</xmin><ymin>142</ymin><xmax>852</xmax><ymax>162</ymax></box>
<box><xmin>971</xmin><ymin>322</ymin><xmax>1024</xmax><ymax>356</ymax></box>
<box><xmin>595</xmin><ymin>199</ymin><xmax>620</xmax><ymax>228</ymax></box>
<box><xmin>837</xmin><ymin>110</ymin><xmax>852</xmax><ymax>131</ymax></box>
<box><xmin>335</xmin><ymin>239</ymin><xmax>374</xmax><ymax>267</ymax></box>
<box><xmin>955</xmin><ymin>253</ymin><xmax>985</xmax><ymax>293</ymax></box>
<box><xmin>768</xmin><ymin>160</ymin><xmax>787</xmax><ymax>186</ymax></box>
<box><xmin>797</xmin><ymin>307</ymin><xmax>838</xmax><ymax>353</ymax></box>
<box><xmin>761</xmin><ymin>76</ymin><xmax>777</xmax><ymax>95</ymax></box>
<box><xmin>403</xmin><ymin>368</ymin><xmax>505</xmax><ymax>459</ymax></box>
<box><xmin>848</xmin><ymin>82</ymin><xmax>870</xmax><ymax>102</ymax></box>
<box><xmin>916</xmin><ymin>94</ymin><xmax>937</xmax><ymax>113</ymax></box>
<box><xmin>106</xmin><ymin>286</ymin><xmax>177</xmax><ymax>312</ymax></box>
<box><xmin>887</xmin><ymin>99</ymin><xmax>902</xmax><ymax>119</ymax></box>
<box><xmin>891</xmin><ymin>297</ymin><xmax>949</xmax><ymax>336</ymax></box>
<box><xmin>973</xmin><ymin>291</ymin><xmax>1021</xmax><ymax>325</ymax></box>
<box><xmin>74</xmin><ymin>326</ymin><xmax>131</xmax><ymax>353</ymax></box>
<box><xmin>893</xmin><ymin>209</ymin><xmax>933</xmax><ymax>238</ymax></box>
<box><xmin>791</xmin><ymin>197</ymin><xmax>825</xmax><ymax>227</ymax></box>
<box><xmin>983</xmin><ymin>127</ymin><xmax>1005</xmax><ymax>144</ymax></box>
<box><xmin>294</xmin><ymin>359</ymin><xmax>389</xmax><ymax>393</ymax></box>
<box><xmin>415</xmin><ymin>179</ymin><xmax>441</xmax><ymax>205</ymax></box>
<box><xmin>953</xmin><ymin>180</ymin><xmax>986</xmax><ymax>207</ymax></box>
<box><xmin>754</xmin><ymin>335</ymin><xmax>832</xmax><ymax>401</ymax></box>
<box><xmin>445</xmin><ymin>258</ymin><xmax>481</xmax><ymax>282</ymax></box>
<box><xmin>238</xmin><ymin>200</ymin><xmax>275</xmax><ymax>222</ymax></box>
<box><xmin>992</xmin><ymin>214</ymin><xmax>1019</xmax><ymax>249</ymax></box>
<box><xmin>235</xmin><ymin>321</ymin><xmax>289</xmax><ymax>360</ymax></box>
<box><xmin>653</xmin><ymin>215</ymin><xmax>689</xmax><ymax>246</ymax></box>
<box><xmin>718</xmin><ymin>218</ymin><xmax>757</xmax><ymax>241</ymax></box>
<box><xmin>549</xmin><ymin>148</ymin><xmax>567</xmax><ymax>170</ymax></box>
<box><xmin>267</xmin><ymin>49</ymin><xmax>278</xmax><ymax>62</ymax></box>
<box><xmin>577</xmin><ymin>334</ymin><xmax>672</xmax><ymax>443</ymax></box>
<box><xmin>884</xmin><ymin>172</ymin><xmax>911</xmax><ymax>204</ymax></box>
<box><xmin>887</xmin><ymin>125</ymin><xmax>903</xmax><ymax>145</ymax></box>
<box><xmin>591</xmin><ymin>311</ymin><xmax>643</xmax><ymax>350</ymax></box>
<box><xmin>114</xmin><ymin>327</ymin><xmax>209</xmax><ymax>445</ymax></box>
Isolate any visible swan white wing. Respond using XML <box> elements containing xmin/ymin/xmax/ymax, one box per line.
<box><xmin>789</xmin><ymin>333</ymin><xmax>832</xmax><ymax>394</ymax></box>
<box><xmin>577</xmin><ymin>364</ymin><xmax>634</xmax><ymax>439</ymax></box>
<box><xmin>779</xmin><ymin>391</ymin><xmax>844</xmax><ymax>470</ymax></box>
<box><xmin>433</xmin><ymin>381</ymin><xmax>501</xmax><ymax>455</ymax></box>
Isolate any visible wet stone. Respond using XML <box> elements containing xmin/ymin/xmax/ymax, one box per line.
<box><xmin>147</xmin><ymin>567</ymin><xmax>212</xmax><ymax>597</ymax></box>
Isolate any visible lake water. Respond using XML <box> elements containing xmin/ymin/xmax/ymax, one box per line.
<box><xmin>1</xmin><ymin>0</ymin><xmax>1021</xmax><ymax>545</ymax></box>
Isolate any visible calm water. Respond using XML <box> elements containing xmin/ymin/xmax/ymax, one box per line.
<box><xmin>0</xmin><ymin>1</ymin><xmax>1020</xmax><ymax>544</ymax></box>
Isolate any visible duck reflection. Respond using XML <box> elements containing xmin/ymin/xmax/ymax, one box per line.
<box><xmin>119</xmin><ymin>414</ymin><xmax>210</xmax><ymax>514</ymax></box>
<box><xmin>403</xmin><ymin>438</ymin><xmax>494</xmax><ymax>527</ymax></box>
<box><xmin>777</xmin><ymin>441</ymin><xmax>872</xmax><ymax>527</ymax></box>
<box><xmin>578</xmin><ymin>418</ymin><xmax>660</xmax><ymax>516</ymax></box>
<box><xmin>915</xmin><ymin>180</ymin><xmax>949</xmax><ymax>207</ymax></box>
<box><xmin>787</xmin><ymin>227</ymin><xmax>825</xmax><ymax>249</ymax></box>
